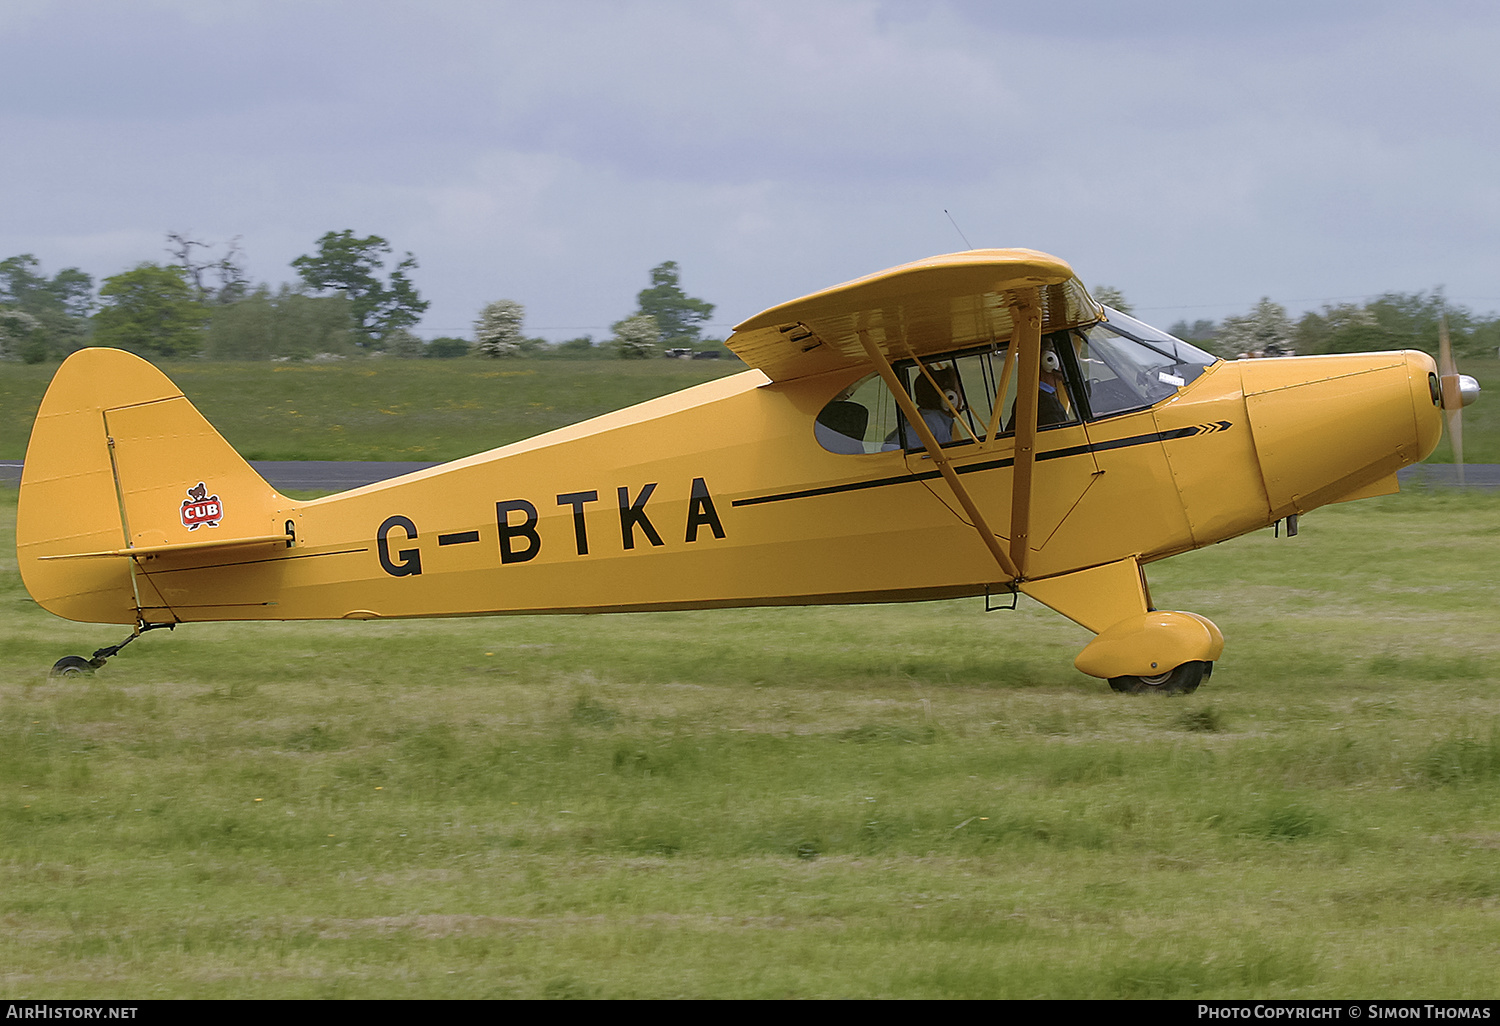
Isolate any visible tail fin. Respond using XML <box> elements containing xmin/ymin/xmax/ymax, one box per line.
<box><xmin>19</xmin><ymin>349</ymin><xmax>290</xmax><ymax>625</ymax></box>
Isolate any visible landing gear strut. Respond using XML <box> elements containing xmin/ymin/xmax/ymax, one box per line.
<box><xmin>49</xmin><ymin>622</ymin><xmax>174</xmax><ymax>678</ymax></box>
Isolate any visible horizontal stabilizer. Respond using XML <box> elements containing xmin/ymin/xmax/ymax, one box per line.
<box><xmin>39</xmin><ymin>532</ymin><xmax>292</xmax><ymax>562</ymax></box>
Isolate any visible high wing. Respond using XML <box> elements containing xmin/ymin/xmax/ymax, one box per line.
<box><xmin>726</xmin><ymin>248</ymin><xmax>1100</xmax><ymax>382</ymax></box>
<box><xmin>730</xmin><ymin>248</ymin><xmax>1103</xmax><ymax>584</ymax></box>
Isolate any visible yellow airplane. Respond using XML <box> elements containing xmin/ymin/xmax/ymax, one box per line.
<box><xmin>16</xmin><ymin>249</ymin><xmax>1479</xmax><ymax>692</ymax></box>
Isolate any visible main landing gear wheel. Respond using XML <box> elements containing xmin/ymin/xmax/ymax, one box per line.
<box><xmin>49</xmin><ymin>655</ymin><xmax>97</xmax><ymax>679</ymax></box>
<box><xmin>1109</xmin><ymin>660</ymin><xmax>1212</xmax><ymax>695</ymax></box>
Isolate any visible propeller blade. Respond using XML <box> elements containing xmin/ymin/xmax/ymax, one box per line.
<box><xmin>1438</xmin><ymin>316</ymin><xmax>1460</xmax><ymax>404</ymax></box>
<box><xmin>1438</xmin><ymin>316</ymin><xmax>1465</xmax><ymax>487</ymax></box>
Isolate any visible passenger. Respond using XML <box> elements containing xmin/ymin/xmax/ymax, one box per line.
<box><xmin>887</xmin><ymin>365</ymin><xmax>963</xmax><ymax>449</ymax></box>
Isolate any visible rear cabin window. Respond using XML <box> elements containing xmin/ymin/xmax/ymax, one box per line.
<box><xmin>813</xmin><ymin>373</ymin><xmax>897</xmax><ymax>454</ymax></box>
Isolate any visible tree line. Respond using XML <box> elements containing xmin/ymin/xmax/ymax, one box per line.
<box><xmin>0</xmin><ymin>232</ymin><xmax>426</xmax><ymax>363</ymax></box>
<box><xmin>0</xmin><ymin>233</ymin><xmax>720</xmax><ymax>364</ymax></box>
<box><xmin>1162</xmin><ymin>292</ymin><xmax>1500</xmax><ymax>361</ymax></box>
<box><xmin>6</xmin><ymin>240</ymin><xmax>1494</xmax><ymax>364</ymax></box>
<box><xmin>1096</xmin><ymin>285</ymin><xmax>1498</xmax><ymax>361</ymax></box>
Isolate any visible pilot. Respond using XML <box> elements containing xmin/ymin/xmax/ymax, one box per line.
<box><xmin>1037</xmin><ymin>346</ymin><xmax>1070</xmax><ymax>426</ymax></box>
<box><xmin>887</xmin><ymin>365</ymin><xmax>964</xmax><ymax>449</ymax></box>
<box><xmin>1006</xmin><ymin>346</ymin><xmax>1071</xmax><ymax>431</ymax></box>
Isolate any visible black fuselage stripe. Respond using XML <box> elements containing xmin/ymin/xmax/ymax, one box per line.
<box><xmin>731</xmin><ymin>424</ymin><xmax>1221</xmax><ymax>508</ymax></box>
<box><xmin>732</xmin><ymin>469</ymin><xmax>941</xmax><ymax>507</ymax></box>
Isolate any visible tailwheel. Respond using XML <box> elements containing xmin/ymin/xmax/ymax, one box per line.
<box><xmin>49</xmin><ymin>656</ymin><xmax>97</xmax><ymax>679</ymax></box>
<box><xmin>1109</xmin><ymin>660</ymin><xmax>1211</xmax><ymax>695</ymax></box>
<box><xmin>48</xmin><ymin>622</ymin><xmax>174</xmax><ymax>678</ymax></box>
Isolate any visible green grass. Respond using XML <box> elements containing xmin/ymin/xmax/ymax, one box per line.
<box><xmin>3</xmin><ymin>355</ymin><xmax>1495</xmax><ymax>463</ymax></box>
<box><xmin>0</xmin><ymin>358</ymin><xmax>747</xmax><ymax>462</ymax></box>
<box><xmin>3</xmin><ymin>483</ymin><xmax>1499</xmax><ymax>998</ymax></box>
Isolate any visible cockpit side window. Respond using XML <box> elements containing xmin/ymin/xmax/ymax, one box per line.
<box><xmin>813</xmin><ymin>308</ymin><xmax>1219</xmax><ymax>453</ymax></box>
<box><xmin>813</xmin><ymin>341</ymin><xmax>1083</xmax><ymax>455</ymax></box>
<box><xmin>885</xmin><ymin>351</ymin><xmax>1003</xmax><ymax>451</ymax></box>
<box><xmin>1002</xmin><ymin>336</ymin><xmax>1081</xmax><ymax>433</ymax></box>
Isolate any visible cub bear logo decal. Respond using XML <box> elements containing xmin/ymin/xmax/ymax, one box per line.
<box><xmin>180</xmin><ymin>482</ymin><xmax>223</xmax><ymax>530</ymax></box>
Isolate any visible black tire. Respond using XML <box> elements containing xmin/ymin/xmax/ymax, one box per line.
<box><xmin>49</xmin><ymin>655</ymin><xmax>95</xmax><ymax>679</ymax></box>
<box><xmin>1108</xmin><ymin>660</ymin><xmax>1209</xmax><ymax>695</ymax></box>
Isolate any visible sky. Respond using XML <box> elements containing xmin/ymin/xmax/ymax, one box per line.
<box><xmin>3</xmin><ymin>0</ymin><xmax>1498</xmax><ymax>342</ymax></box>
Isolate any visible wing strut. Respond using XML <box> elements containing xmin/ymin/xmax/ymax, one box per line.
<box><xmin>856</xmin><ymin>329</ymin><xmax>1021</xmax><ymax>583</ymax></box>
<box><xmin>1007</xmin><ymin>295</ymin><xmax>1043</xmax><ymax>578</ymax></box>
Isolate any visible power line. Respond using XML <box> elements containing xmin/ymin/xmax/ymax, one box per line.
<box><xmin>1137</xmin><ymin>293</ymin><xmax>1500</xmax><ymax>315</ymax></box>
<box><xmin>418</xmin><ymin>323</ymin><xmax>742</xmax><ymax>335</ymax></box>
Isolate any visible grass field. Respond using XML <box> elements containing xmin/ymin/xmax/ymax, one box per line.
<box><xmin>0</xmin><ymin>359</ymin><xmax>746</xmax><ymax>463</ymax></box>
<box><xmin>2</xmin><ymin>354</ymin><xmax>1496</xmax><ymax>464</ymax></box>
<box><xmin>2</xmin><ymin>482</ymin><xmax>1498</xmax><ymax>998</ymax></box>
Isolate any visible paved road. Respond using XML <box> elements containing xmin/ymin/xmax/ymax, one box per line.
<box><xmin>1395</xmin><ymin>464</ymin><xmax>1500</xmax><ymax>489</ymax></box>
<box><xmin>0</xmin><ymin>459</ymin><xmax>441</xmax><ymax>492</ymax></box>
<box><xmin>4</xmin><ymin>459</ymin><xmax>1499</xmax><ymax>492</ymax></box>
<box><xmin>247</xmin><ymin>461</ymin><xmax>441</xmax><ymax>491</ymax></box>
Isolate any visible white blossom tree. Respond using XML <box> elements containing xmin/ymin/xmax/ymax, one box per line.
<box><xmin>383</xmin><ymin>326</ymin><xmax>426</xmax><ymax>358</ymax></box>
<box><xmin>1217</xmin><ymin>297</ymin><xmax>1294</xmax><ymax>357</ymax></box>
<box><xmin>474</xmin><ymin>299</ymin><xmax>524</xmax><ymax>358</ymax></box>
<box><xmin>611</xmin><ymin>313</ymin><xmax>659</xmax><ymax>359</ymax></box>
<box><xmin>0</xmin><ymin>308</ymin><xmax>40</xmax><ymax>360</ymax></box>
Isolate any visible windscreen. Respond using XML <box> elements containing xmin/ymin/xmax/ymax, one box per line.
<box><xmin>1073</xmin><ymin>308</ymin><xmax>1219</xmax><ymax>418</ymax></box>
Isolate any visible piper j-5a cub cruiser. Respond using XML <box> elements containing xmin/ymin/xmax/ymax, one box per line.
<box><xmin>17</xmin><ymin>249</ymin><xmax>1477</xmax><ymax>692</ymax></box>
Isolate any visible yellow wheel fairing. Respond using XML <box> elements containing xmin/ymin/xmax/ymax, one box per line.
<box><xmin>1073</xmin><ymin>610</ymin><xmax>1226</xmax><ymax>680</ymax></box>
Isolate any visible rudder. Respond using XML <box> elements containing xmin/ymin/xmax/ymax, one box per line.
<box><xmin>19</xmin><ymin>349</ymin><xmax>288</xmax><ymax>625</ymax></box>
